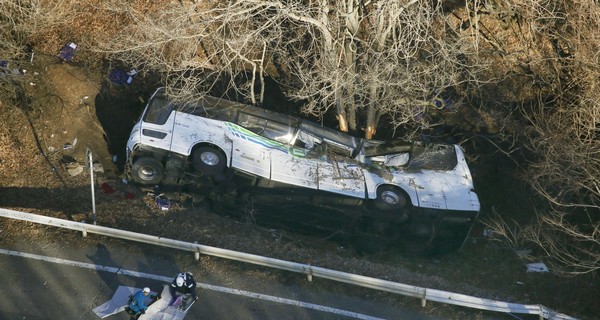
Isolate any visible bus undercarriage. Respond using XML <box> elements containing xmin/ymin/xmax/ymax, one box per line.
<box><xmin>126</xmin><ymin>148</ymin><xmax>478</xmax><ymax>255</ymax></box>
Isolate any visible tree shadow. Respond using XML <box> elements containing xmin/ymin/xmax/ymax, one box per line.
<box><xmin>0</xmin><ymin>186</ymin><xmax>92</xmax><ymax>221</ymax></box>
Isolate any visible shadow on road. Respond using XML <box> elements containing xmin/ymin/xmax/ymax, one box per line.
<box><xmin>87</xmin><ymin>243</ymin><xmax>120</xmax><ymax>291</ymax></box>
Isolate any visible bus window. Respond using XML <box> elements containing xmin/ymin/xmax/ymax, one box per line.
<box><xmin>237</xmin><ymin>113</ymin><xmax>294</xmax><ymax>144</ymax></box>
<box><xmin>264</xmin><ymin>120</ymin><xmax>294</xmax><ymax>144</ymax></box>
<box><xmin>144</xmin><ymin>97</ymin><xmax>174</xmax><ymax>125</ymax></box>
<box><xmin>238</xmin><ymin>112</ymin><xmax>267</xmax><ymax>135</ymax></box>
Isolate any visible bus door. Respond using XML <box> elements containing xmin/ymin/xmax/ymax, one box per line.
<box><xmin>139</xmin><ymin>96</ymin><xmax>176</xmax><ymax>151</ymax></box>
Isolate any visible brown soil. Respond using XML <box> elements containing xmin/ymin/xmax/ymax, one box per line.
<box><xmin>0</xmin><ymin>55</ymin><xmax>597</xmax><ymax>320</ymax></box>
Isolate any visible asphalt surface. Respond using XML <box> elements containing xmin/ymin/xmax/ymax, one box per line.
<box><xmin>0</xmin><ymin>225</ymin><xmax>442</xmax><ymax>320</ymax></box>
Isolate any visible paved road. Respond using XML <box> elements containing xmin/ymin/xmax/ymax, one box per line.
<box><xmin>0</xmin><ymin>228</ymin><xmax>441</xmax><ymax>320</ymax></box>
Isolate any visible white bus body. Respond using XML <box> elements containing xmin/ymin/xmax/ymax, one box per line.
<box><xmin>125</xmin><ymin>88</ymin><xmax>480</xmax><ymax>249</ymax></box>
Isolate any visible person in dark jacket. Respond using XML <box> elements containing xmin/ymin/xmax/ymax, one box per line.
<box><xmin>169</xmin><ymin>272</ymin><xmax>197</xmax><ymax>305</ymax></box>
<box><xmin>128</xmin><ymin>287</ymin><xmax>151</xmax><ymax>319</ymax></box>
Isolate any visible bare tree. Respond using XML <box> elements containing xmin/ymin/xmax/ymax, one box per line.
<box><xmin>520</xmin><ymin>93</ymin><xmax>600</xmax><ymax>275</ymax></box>
<box><xmin>93</xmin><ymin>1</ymin><xmax>490</xmax><ymax>139</ymax></box>
<box><xmin>238</xmin><ymin>0</ymin><xmax>486</xmax><ymax>138</ymax></box>
<box><xmin>519</xmin><ymin>0</ymin><xmax>600</xmax><ymax>275</ymax></box>
<box><xmin>469</xmin><ymin>0</ymin><xmax>600</xmax><ymax>275</ymax></box>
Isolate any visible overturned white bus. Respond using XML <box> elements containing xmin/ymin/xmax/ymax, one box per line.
<box><xmin>125</xmin><ymin>88</ymin><xmax>480</xmax><ymax>252</ymax></box>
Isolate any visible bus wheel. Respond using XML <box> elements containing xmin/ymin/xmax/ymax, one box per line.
<box><xmin>374</xmin><ymin>185</ymin><xmax>407</xmax><ymax>210</ymax></box>
<box><xmin>192</xmin><ymin>146</ymin><xmax>226</xmax><ymax>175</ymax></box>
<box><xmin>131</xmin><ymin>157</ymin><xmax>164</xmax><ymax>185</ymax></box>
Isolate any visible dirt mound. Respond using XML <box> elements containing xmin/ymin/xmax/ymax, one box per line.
<box><xmin>1</xmin><ymin>56</ymin><xmax>114</xmax><ymax>188</ymax></box>
<box><xmin>38</xmin><ymin>62</ymin><xmax>113</xmax><ymax>171</ymax></box>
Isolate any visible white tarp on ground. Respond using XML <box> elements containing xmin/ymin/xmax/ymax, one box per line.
<box><xmin>93</xmin><ymin>286</ymin><xmax>149</xmax><ymax>318</ymax></box>
<box><xmin>93</xmin><ymin>285</ymin><xmax>192</xmax><ymax>320</ymax></box>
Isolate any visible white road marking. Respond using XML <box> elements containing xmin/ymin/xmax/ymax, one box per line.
<box><xmin>0</xmin><ymin>248</ymin><xmax>385</xmax><ymax>320</ymax></box>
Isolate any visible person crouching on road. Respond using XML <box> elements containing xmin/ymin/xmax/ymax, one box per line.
<box><xmin>129</xmin><ymin>287</ymin><xmax>151</xmax><ymax>319</ymax></box>
<box><xmin>169</xmin><ymin>272</ymin><xmax>198</xmax><ymax>305</ymax></box>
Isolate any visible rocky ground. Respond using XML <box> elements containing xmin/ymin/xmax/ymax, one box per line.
<box><xmin>0</xmin><ymin>54</ymin><xmax>597</xmax><ymax>320</ymax></box>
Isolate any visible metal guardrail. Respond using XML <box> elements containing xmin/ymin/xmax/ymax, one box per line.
<box><xmin>0</xmin><ymin>208</ymin><xmax>576</xmax><ymax>320</ymax></box>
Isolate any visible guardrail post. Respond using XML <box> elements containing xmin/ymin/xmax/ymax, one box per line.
<box><xmin>307</xmin><ymin>264</ymin><xmax>313</xmax><ymax>282</ymax></box>
<box><xmin>86</xmin><ymin>148</ymin><xmax>97</xmax><ymax>225</ymax></box>
<box><xmin>194</xmin><ymin>252</ymin><xmax>200</xmax><ymax>260</ymax></box>
<box><xmin>82</xmin><ymin>228</ymin><xmax>87</xmax><ymax>238</ymax></box>
<box><xmin>421</xmin><ymin>288</ymin><xmax>426</xmax><ymax>307</ymax></box>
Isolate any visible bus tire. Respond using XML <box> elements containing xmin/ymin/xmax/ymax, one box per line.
<box><xmin>374</xmin><ymin>185</ymin><xmax>407</xmax><ymax>211</ymax></box>
<box><xmin>192</xmin><ymin>146</ymin><xmax>226</xmax><ymax>175</ymax></box>
<box><xmin>131</xmin><ymin>156</ymin><xmax>164</xmax><ymax>185</ymax></box>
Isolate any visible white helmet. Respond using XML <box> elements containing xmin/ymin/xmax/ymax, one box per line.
<box><xmin>143</xmin><ymin>287</ymin><xmax>151</xmax><ymax>293</ymax></box>
<box><xmin>176</xmin><ymin>276</ymin><xmax>184</xmax><ymax>286</ymax></box>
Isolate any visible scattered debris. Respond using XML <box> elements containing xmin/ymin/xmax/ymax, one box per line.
<box><xmin>66</xmin><ymin>165</ymin><xmax>84</xmax><ymax>176</ymax></box>
<box><xmin>58</xmin><ymin>42</ymin><xmax>77</xmax><ymax>62</ymax></box>
<box><xmin>156</xmin><ymin>195</ymin><xmax>171</xmax><ymax>211</ymax></box>
<box><xmin>99</xmin><ymin>181</ymin><xmax>136</xmax><ymax>200</ymax></box>
<box><xmin>526</xmin><ymin>262</ymin><xmax>549</xmax><ymax>273</ymax></box>
<box><xmin>0</xmin><ymin>60</ymin><xmax>24</xmax><ymax>77</ymax></box>
<box><xmin>92</xmin><ymin>162</ymin><xmax>104</xmax><ymax>173</ymax></box>
<box><xmin>109</xmin><ymin>68</ymin><xmax>137</xmax><ymax>85</ymax></box>
<box><xmin>101</xmin><ymin>182</ymin><xmax>116</xmax><ymax>195</ymax></box>
<box><xmin>61</xmin><ymin>156</ymin><xmax>84</xmax><ymax>176</ymax></box>
<box><xmin>62</xmin><ymin>138</ymin><xmax>78</xmax><ymax>152</ymax></box>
